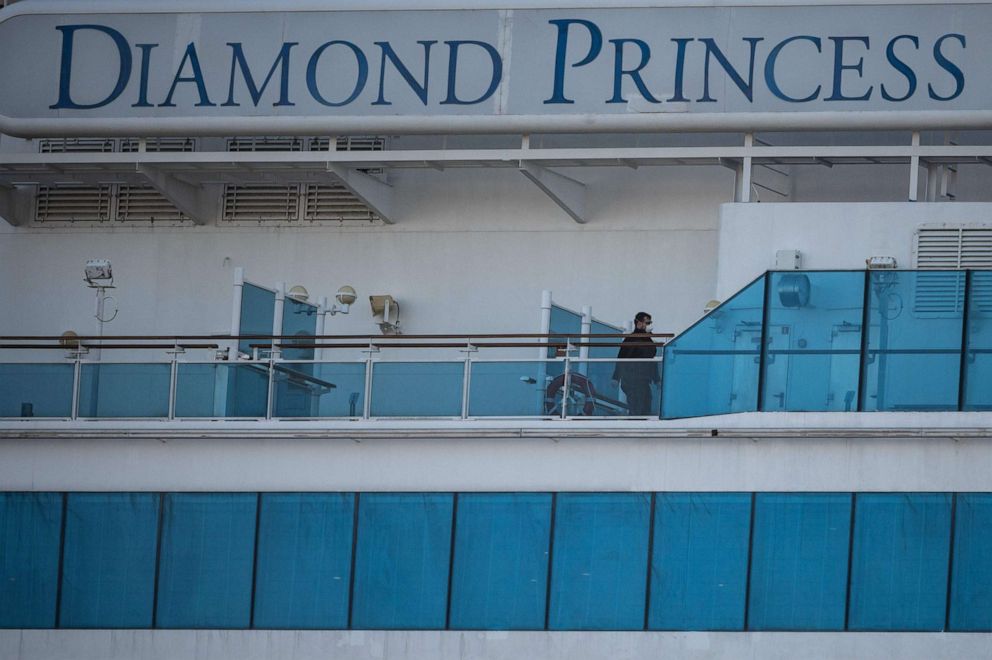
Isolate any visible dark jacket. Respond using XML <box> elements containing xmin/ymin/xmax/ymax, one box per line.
<box><xmin>613</xmin><ymin>330</ymin><xmax>660</xmax><ymax>384</ymax></box>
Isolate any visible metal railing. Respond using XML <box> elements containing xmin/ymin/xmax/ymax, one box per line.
<box><xmin>0</xmin><ymin>333</ymin><xmax>670</xmax><ymax>421</ymax></box>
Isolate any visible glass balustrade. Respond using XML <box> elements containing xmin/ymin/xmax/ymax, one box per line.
<box><xmin>1</xmin><ymin>270</ymin><xmax>988</xmax><ymax>421</ymax></box>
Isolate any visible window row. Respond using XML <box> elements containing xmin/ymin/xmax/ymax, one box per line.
<box><xmin>1</xmin><ymin>492</ymin><xmax>990</xmax><ymax>631</ymax></box>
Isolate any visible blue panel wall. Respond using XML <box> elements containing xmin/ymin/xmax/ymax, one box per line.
<box><xmin>351</xmin><ymin>493</ymin><xmax>454</xmax><ymax>629</ymax></box>
<box><xmin>549</xmin><ymin>493</ymin><xmax>651</xmax><ymax>630</ymax></box>
<box><xmin>449</xmin><ymin>493</ymin><xmax>552</xmax><ymax>630</ymax></box>
<box><xmin>761</xmin><ymin>272</ymin><xmax>864</xmax><ymax>412</ymax></box>
<box><xmin>963</xmin><ymin>271</ymin><xmax>992</xmax><ymax>410</ymax></box>
<box><xmin>648</xmin><ymin>493</ymin><xmax>751</xmax><ymax>630</ymax></box>
<box><xmin>0</xmin><ymin>493</ymin><xmax>62</xmax><ymax>628</ymax></box>
<box><xmin>59</xmin><ymin>493</ymin><xmax>159</xmax><ymax>628</ymax></box>
<box><xmin>861</xmin><ymin>271</ymin><xmax>964</xmax><ymax>411</ymax></box>
<box><xmin>239</xmin><ymin>283</ymin><xmax>276</xmax><ymax>355</ymax></box>
<box><xmin>78</xmin><ymin>364</ymin><xmax>171</xmax><ymax>418</ymax></box>
<box><xmin>748</xmin><ymin>493</ymin><xmax>851</xmax><ymax>630</ymax></box>
<box><xmin>0</xmin><ymin>364</ymin><xmax>75</xmax><ymax>418</ymax></box>
<box><xmin>849</xmin><ymin>493</ymin><xmax>952</xmax><ymax>631</ymax></box>
<box><xmin>949</xmin><ymin>494</ymin><xmax>992</xmax><ymax>630</ymax></box>
<box><xmin>370</xmin><ymin>363</ymin><xmax>464</xmax><ymax>417</ymax></box>
<box><xmin>155</xmin><ymin>493</ymin><xmax>257</xmax><ymax>628</ymax></box>
<box><xmin>253</xmin><ymin>493</ymin><xmax>355</xmax><ymax>629</ymax></box>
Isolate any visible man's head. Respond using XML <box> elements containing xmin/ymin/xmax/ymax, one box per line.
<box><xmin>634</xmin><ymin>312</ymin><xmax>653</xmax><ymax>332</ymax></box>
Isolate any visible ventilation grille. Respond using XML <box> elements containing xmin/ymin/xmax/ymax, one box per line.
<box><xmin>227</xmin><ymin>137</ymin><xmax>306</xmax><ymax>152</ymax></box>
<box><xmin>35</xmin><ymin>138</ymin><xmax>195</xmax><ymax>224</ymax></box>
<box><xmin>36</xmin><ymin>185</ymin><xmax>113</xmax><ymax>222</ymax></box>
<box><xmin>309</xmin><ymin>136</ymin><xmax>386</xmax><ymax>152</ymax></box>
<box><xmin>917</xmin><ymin>226</ymin><xmax>992</xmax><ymax>269</ymax></box>
<box><xmin>120</xmin><ymin>138</ymin><xmax>196</xmax><ymax>153</ymax></box>
<box><xmin>117</xmin><ymin>186</ymin><xmax>188</xmax><ymax>222</ymax></box>
<box><xmin>303</xmin><ymin>183</ymin><xmax>379</xmax><ymax>223</ymax></box>
<box><xmin>39</xmin><ymin>138</ymin><xmax>115</xmax><ymax>153</ymax></box>
<box><xmin>223</xmin><ymin>185</ymin><xmax>301</xmax><ymax>222</ymax></box>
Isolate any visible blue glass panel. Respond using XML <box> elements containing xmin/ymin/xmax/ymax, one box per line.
<box><xmin>239</xmin><ymin>283</ymin><xmax>275</xmax><ymax>356</ymax></box>
<box><xmin>469</xmin><ymin>362</ymin><xmax>547</xmax><ymax>417</ymax></box>
<box><xmin>449</xmin><ymin>493</ymin><xmax>552</xmax><ymax>630</ymax></box>
<box><xmin>155</xmin><ymin>493</ymin><xmax>257</xmax><ymax>629</ymax></box>
<box><xmin>570</xmin><ymin>359</ymin><xmax>659</xmax><ymax>417</ymax></box>
<box><xmin>849</xmin><ymin>493</ymin><xmax>952</xmax><ymax>631</ymax></box>
<box><xmin>762</xmin><ymin>272</ymin><xmax>864</xmax><ymax>412</ymax></box>
<box><xmin>370</xmin><ymin>362</ymin><xmax>463</xmax><ymax>417</ymax></box>
<box><xmin>649</xmin><ymin>493</ymin><xmax>750</xmax><ymax>630</ymax></box>
<box><xmin>748</xmin><ymin>493</ymin><xmax>851</xmax><ymax>631</ymax></box>
<box><xmin>78</xmin><ymin>364</ymin><xmax>171</xmax><ymax>418</ymax></box>
<box><xmin>273</xmin><ymin>363</ymin><xmax>366</xmax><ymax>417</ymax></box>
<box><xmin>548</xmin><ymin>305</ymin><xmax>583</xmax><ymax>359</ymax></box>
<box><xmin>963</xmin><ymin>271</ymin><xmax>992</xmax><ymax>410</ymax></box>
<box><xmin>586</xmin><ymin>320</ymin><xmax>625</xmax><ymax>396</ymax></box>
<box><xmin>862</xmin><ymin>271</ymin><xmax>964</xmax><ymax>411</ymax></box>
<box><xmin>60</xmin><ymin>493</ymin><xmax>159</xmax><ymax>628</ymax></box>
<box><xmin>549</xmin><ymin>493</ymin><xmax>651</xmax><ymax>630</ymax></box>
<box><xmin>253</xmin><ymin>493</ymin><xmax>355</xmax><ymax>629</ymax></box>
<box><xmin>949</xmin><ymin>493</ymin><xmax>992</xmax><ymax>631</ymax></box>
<box><xmin>281</xmin><ymin>298</ymin><xmax>317</xmax><ymax>361</ymax></box>
<box><xmin>351</xmin><ymin>493</ymin><xmax>453</xmax><ymax>629</ymax></box>
<box><xmin>0</xmin><ymin>364</ymin><xmax>74</xmax><ymax>417</ymax></box>
<box><xmin>175</xmin><ymin>363</ymin><xmax>269</xmax><ymax>418</ymax></box>
<box><xmin>662</xmin><ymin>275</ymin><xmax>765</xmax><ymax>418</ymax></box>
<box><xmin>0</xmin><ymin>493</ymin><xmax>62</xmax><ymax>628</ymax></box>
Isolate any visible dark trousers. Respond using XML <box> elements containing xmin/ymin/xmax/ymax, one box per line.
<box><xmin>622</xmin><ymin>381</ymin><xmax>653</xmax><ymax>416</ymax></box>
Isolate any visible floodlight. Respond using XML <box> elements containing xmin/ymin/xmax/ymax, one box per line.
<box><xmin>84</xmin><ymin>259</ymin><xmax>113</xmax><ymax>285</ymax></box>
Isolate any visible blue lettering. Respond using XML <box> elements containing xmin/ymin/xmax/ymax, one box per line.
<box><xmin>441</xmin><ymin>40</ymin><xmax>502</xmax><ymax>105</ymax></box>
<box><xmin>50</xmin><ymin>25</ymin><xmax>132</xmax><ymax>110</ymax></box>
<box><xmin>132</xmin><ymin>43</ymin><xmax>158</xmax><ymax>108</ymax></box>
<box><xmin>373</xmin><ymin>41</ymin><xmax>437</xmax><ymax>106</ymax></box>
<box><xmin>223</xmin><ymin>42</ymin><xmax>298</xmax><ymax>107</ymax></box>
<box><xmin>159</xmin><ymin>43</ymin><xmax>215</xmax><ymax>107</ymax></box>
<box><xmin>543</xmin><ymin>19</ymin><xmax>603</xmax><ymax>104</ymax></box>
<box><xmin>698</xmin><ymin>38</ymin><xmax>763</xmax><ymax>103</ymax></box>
<box><xmin>764</xmin><ymin>36</ymin><xmax>822</xmax><ymax>103</ymax></box>
<box><xmin>306</xmin><ymin>41</ymin><xmax>368</xmax><ymax>107</ymax></box>
<box><xmin>667</xmin><ymin>38</ymin><xmax>694</xmax><ymax>103</ymax></box>
<box><xmin>929</xmin><ymin>33</ymin><xmax>965</xmax><ymax>101</ymax></box>
<box><xmin>607</xmin><ymin>38</ymin><xmax>660</xmax><ymax>104</ymax></box>
<box><xmin>825</xmin><ymin>36</ymin><xmax>873</xmax><ymax>101</ymax></box>
<box><xmin>881</xmin><ymin>35</ymin><xmax>918</xmax><ymax>102</ymax></box>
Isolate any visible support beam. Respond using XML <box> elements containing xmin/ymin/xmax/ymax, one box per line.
<box><xmin>908</xmin><ymin>131</ymin><xmax>921</xmax><ymax>202</ymax></box>
<box><xmin>136</xmin><ymin>164</ymin><xmax>218</xmax><ymax>225</ymax></box>
<box><xmin>518</xmin><ymin>161</ymin><xmax>586</xmax><ymax>224</ymax></box>
<box><xmin>327</xmin><ymin>164</ymin><xmax>395</xmax><ymax>224</ymax></box>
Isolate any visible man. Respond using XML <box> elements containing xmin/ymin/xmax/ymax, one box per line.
<box><xmin>612</xmin><ymin>312</ymin><xmax>660</xmax><ymax>416</ymax></box>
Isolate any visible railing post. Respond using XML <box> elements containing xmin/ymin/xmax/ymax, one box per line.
<box><xmin>755</xmin><ymin>271</ymin><xmax>772</xmax><ymax>412</ymax></box>
<box><xmin>271</xmin><ymin>282</ymin><xmax>285</xmax><ymax>360</ymax></box>
<box><xmin>70</xmin><ymin>358</ymin><xmax>81</xmax><ymax>420</ymax></box>
<box><xmin>561</xmin><ymin>357</ymin><xmax>571</xmax><ymax>419</ymax></box>
<box><xmin>265</xmin><ymin>358</ymin><xmax>275</xmax><ymax>419</ymax></box>
<box><xmin>168</xmin><ymin>344</ymin><xmax>179</xmax><ymax>420</ymax></box>
<box><xmin>579</xmin><ymin>305</ymin><xmax>591</xmax><ymax>376</ymax></box>
<box><xmin>958</xmin><ymin>269</ymin><xmax>972</xmax><ymax>411</ymax></box>
<box><xmin>536</xmin><ymin>290</ymin><xmax>552</xmax><ymax>412</ymax></box>
<box><xmin>461</xmin><ymin>357</ymin><xmax>471</xmax><ymax>419</ymax></box>
<box><xmin>362</xmin><ymin>350</ymin><xmax>374</xmax><ymax>419</ymax></box>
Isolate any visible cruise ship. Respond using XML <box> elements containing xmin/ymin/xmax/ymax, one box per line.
<box><xmin>1</xmin><ymin>1</ymin><xmax>991</xmax><ymax>658</ymax></box>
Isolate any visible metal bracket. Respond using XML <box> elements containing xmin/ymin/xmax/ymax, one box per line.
<box><xmin>135</xmin><ymin>163</ymin><xmax>218</xmax><ymax>225</ymax></box>
<box><xmin>327</xmin><ymin>164</ymin><xmax>395</xmax><ymax>224</ymax></box>
<box><xmin>518</xmin><ymin>161</ymin><xmax>587</xmax><ymax>223</ymax></box>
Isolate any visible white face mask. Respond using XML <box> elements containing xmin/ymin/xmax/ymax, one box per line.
<box><xmin>645</xmin><ymin>323</ymin><xmax>654</xmax><ymax>332</ymax></box>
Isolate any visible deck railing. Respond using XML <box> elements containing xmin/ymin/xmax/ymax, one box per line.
<box><xmin>0</xmin><ymin>334</ymin><xmax>670</xmax><ymax>420</ymax></box>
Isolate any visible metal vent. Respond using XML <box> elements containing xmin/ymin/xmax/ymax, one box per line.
<box><xmin>120</xmin><ymin>138</ymin><xmax>196</xmax><ymax>153</ymax></box>
<box><xmin>911</xmin><ymin>271</ymin><xmax>965</xmax><ymax>317</ymax></box>
<box><xmin>309</xmin><ymin>136</ymin><xmax>386</xmax><ymax>152</ymax></box>
<box><xmin>227</xmin><ymin>136</ymin><xmax>305</xmax><ymax>152</ymax></box>
<box><xmin>303</xmin><ymin>183</ymin><xmax>381</xmax><ymax>223</ymax></box>
<box><xmin>916</xmin><ymin>226</ymin><xmax>992</xmax><ymax>269</ymax></box>
<box><xmin>35</xmin><ymin>185</ymin><xmax>113</xmax><ymax>222</ymax></box>
<box><xmin>117</xmin><ymin>186</ymin><xmax>188</xmax><ymax>223</ymax></box>
<box><xmin>39</xmin><ymin>138</ymin><xmax>115</xmax><ymax>153</ymax></box>
<box><xmin>223</xmin><ymin>185</ymin><xmax>301</xmax><ymax>222</ymax></box>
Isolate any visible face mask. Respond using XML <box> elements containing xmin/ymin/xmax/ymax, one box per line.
<box><xmin>645</xmin><ymin>323</ymin><xmax>653</xmax><ymax>332</ymax></box>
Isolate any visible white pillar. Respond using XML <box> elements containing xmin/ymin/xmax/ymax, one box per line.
<box><xmin>271</xmin><ymin>282</ymin><xmax>285</xmax><ymax>360</ymax></box>
<box><xmin>536</xmin><ymin>290</ymin><xmax>553</xmax><ymax>412</ymax></box>
<box><xmin>316</xmin><ymin>296</ymin><xmax>329</xmax><ymax>362</ymax></box>
<box><xmin>578</xmin><ymin>305</ymin><xmax>592</xmax><ymax>375</ymax></box>
<box><xmin>230</xmin><ymin>267</ymin><xmax>244</xmax><ymax>359</ymax></box>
